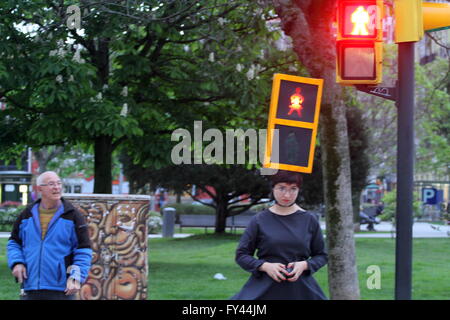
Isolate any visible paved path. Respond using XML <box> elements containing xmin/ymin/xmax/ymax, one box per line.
<box><xmin>1</xmin><ymin>222</ymin><xmax>448</xmax><ymax>239</ymax></box>
<box><xmin>321</xmin><ymin>221</ymin><xmax>450</xmax><ymax>238</ymax></box>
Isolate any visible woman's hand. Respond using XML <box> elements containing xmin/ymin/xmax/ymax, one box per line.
<box><xmin>258</xmin><ymin>262</ymin><xmax>289</xmax><ymax>282</ymax></box>
<box><xmin>286</xmin><ymin>261</ymin><xmax>308</xmax><ymax>282</ymax></box>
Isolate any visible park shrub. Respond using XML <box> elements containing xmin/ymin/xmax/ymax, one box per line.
<box><xmin>148</xmin><ymin>211</ymin><xmax>162</xmax><ymax>234</ymax></box>
<box><xmin>163</xmin><ymin>203</ymin><xmax>215</xmax><ymax>215</ymax></box>
<box><xmin>0</xmin><ymin>205</ymin><xmax>24</xmax><ymax>232</ymax></box>
<box><xmin>163</xmin><ymin>202</ymin><xmax>274</xmax><ymax>217</ymax></box>
<box><xmin>378</xmin><ymin>189</ymin><xmax>422</xmax><ymax>224</ymax></box>
<box><xmin>248</xmin><ymin>202</ymin><xmax>272</xmax><ymax>213</ymax></box>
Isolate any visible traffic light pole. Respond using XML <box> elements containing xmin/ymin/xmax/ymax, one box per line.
<box><xmin>393</xmin><ymin>1</ymin><xmax>450</xmax><ymax>300</ymax></box>
<box><xmin>342</xmin><ymin>0</ymin><xmax>450</xmax><ymax>301</ymax></box>
<box><xmin>395</xmin><ymin>41</ymin><xmax>415</xmax><ymax>300</ymax></box>
<box><xmin>355</xmin><ymin>41</ymin><xmax>415</xmax><ymax>300</ymax></box>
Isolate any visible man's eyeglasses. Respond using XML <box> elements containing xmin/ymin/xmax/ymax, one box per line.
<box><xmin>274</xmin><ymin>186</ymin><xmax>299</xmax><ymax>194</ymax></box>
<box><xmin>40</xmin><ymin>181</ymin><xmax>63</xmax><ymax>187</ymax></box>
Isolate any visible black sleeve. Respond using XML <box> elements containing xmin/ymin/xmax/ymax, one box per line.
<box><xmin>305</xmin><ymin>216</ymin><xmax>328</xmax><ymax>275</ymax></box>
<box><xmin>8</xmin><ymin>207</ymin><xmax>31</xmax><ymax>245</ymax></box>
<box><xmin>235</xmin><ymin>215</ymin><xmax>266</xmax><ymax>277</ymax></box>
<box><xmin>73</xmin><ymin>209</ymin><xmax>91</xmax><ymax>249</ymax></box>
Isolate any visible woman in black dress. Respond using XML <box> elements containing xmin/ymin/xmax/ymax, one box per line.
<box><xmin>232</xmin><ymin>170</ymin><xmax>328</xmax><ymax>300</ymax></box>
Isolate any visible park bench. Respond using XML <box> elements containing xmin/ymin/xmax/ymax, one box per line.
<box><xmin>178</xmin><ymin>214</ymin><xmax>218</xmax><ymax>233</ymax></box>
<box><xmin>178</xmin><ymin>211</ymin><xmax>256</xmax><ymax>233</ymax></box>
<box><xmin>228</xmin><ymin>211</ymin><xmax>255</xmax><ymax>232</ymax></box>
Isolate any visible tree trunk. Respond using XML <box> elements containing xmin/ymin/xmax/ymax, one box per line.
<box><xmin>33</xmin><ymin>146</ymin><xmax>64</xmax><ymax>173</ymax></box>
<box><xmin>94</xmin><ymin>135</ymin><xmax>113</xmax><ymax>194</ymax></box>
<box><xmin>215</xmin><ymin>196</ymin><xmax>228</xmax><ymax>234</ymax></box>
<box><xmin>273</xmin><ymin>0</ymin><xmax>360</xmax><ymax>299</ymax></box>
<box><xmin>353</xmin><ymin>193</ymin><xmax>362</xmax><ymax>232</ymax></box>
<box><xmin>320</xmin><ymin>101</ymin><xmax>360</xmax><ymax>300</ymax></box>
<box><xmin>92</xmin><ymin>38</ymin><xmax>112</xmax><ymax>194</ymax></box>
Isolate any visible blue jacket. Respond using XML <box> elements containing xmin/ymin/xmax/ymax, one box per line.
<box><xmin>7</xmin><ymin>198</ymin><xmax>92</xmax><ymax>292</ymax></box>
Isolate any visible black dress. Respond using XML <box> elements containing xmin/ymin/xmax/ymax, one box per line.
<box><xmin>232</xmin><ymin>209</ymin><xmax>328</xmax><ymax>300</ymax></box>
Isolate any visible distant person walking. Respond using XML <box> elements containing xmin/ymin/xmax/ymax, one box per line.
<box><xmin>7</xmin><ymin>171</ymin><xmax>92</xmax><ymax>300</ymax></box>
<box><xmin>156</xmin><ymin>188</ymin><xmax>167</xmax><ymax>211</ymax></box>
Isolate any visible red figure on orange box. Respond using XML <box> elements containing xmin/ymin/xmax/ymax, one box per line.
<box><xmin>288</xmin><ymin>87</ymin><xmax>304</xmax><ymax>117</ymax></box>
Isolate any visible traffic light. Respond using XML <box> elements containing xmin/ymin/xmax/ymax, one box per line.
<box><xmin>264</xmin><ymin>74</ymin><xmax>323</xmax><ymax>174</ymax></box>
<box><xmin>336</xmin><ymin>0</ymin><xmax>384</xmax><ymax>84</ymax></box>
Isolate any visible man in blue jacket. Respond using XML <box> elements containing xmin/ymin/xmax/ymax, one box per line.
<box><xmin>7</xmin><ymin>171</ymin><xmax>92</xmax><ymax>300</ymax></box>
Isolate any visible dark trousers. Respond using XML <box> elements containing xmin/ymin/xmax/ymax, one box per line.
<box><xmin>20</xmin><ymin>290</ymin><xmax>76</xmax><ymax>300</ymax></box>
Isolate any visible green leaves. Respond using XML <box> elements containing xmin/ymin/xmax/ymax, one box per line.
<box><xmin>0</xmin><ymin>0</ymin><xmax>302</xmax><ymax>191</ymax></box>
<box><xmin>415</xmin><ymin>57</ymin><xmax>450</xmax><ymax>175</ymax></box>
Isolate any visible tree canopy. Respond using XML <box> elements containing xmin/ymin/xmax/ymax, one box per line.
<box><xmin>0</xmin><ymin>0</ymin><xmax>299</xmax><ymax>192</ymax></box>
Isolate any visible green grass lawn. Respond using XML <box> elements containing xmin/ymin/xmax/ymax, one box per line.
<box><xmin>1</xmin><ymin>236</ymin><xmax>449</xmax><ymax>300</ymax></box>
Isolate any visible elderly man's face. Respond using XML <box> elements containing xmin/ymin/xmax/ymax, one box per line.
<box><xmin>38</xmin><ymin>172</ymin><xmax>63</xmax><ymax>202</ymax></box>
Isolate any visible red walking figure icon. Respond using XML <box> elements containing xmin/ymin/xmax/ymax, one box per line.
<box><xmin>288</xmin><ymin>87</ymin><xmax>304</xmax><ymax>117</ymax></box>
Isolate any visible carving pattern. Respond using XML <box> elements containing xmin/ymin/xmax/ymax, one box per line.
<box><xmin>65</xmin><ymin>196</ymin><xmax>149</xmax><ymax>300</ymax></box>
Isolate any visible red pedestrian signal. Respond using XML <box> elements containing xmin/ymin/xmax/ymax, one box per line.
<box><xmin>264</xmin><ymin>74</ymin><xmax>323</xmax><ymax>174</ymax></box>
<box><xmin>288</xmin><ymin>88</ymin><xmax>304</xmax><ymax>117</ymax></box>
<box><xmin>336</xmin><ymin>0</ymin><xmax>383</xmax><ymax>84</ymax></box>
